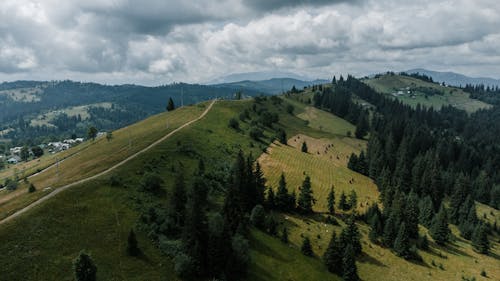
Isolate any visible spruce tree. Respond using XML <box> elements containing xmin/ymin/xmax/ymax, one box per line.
<box><xmin>327</xmin><ymin>186</ymin><xmax>335</xmax><ymax>215</ymax></box>
<box><xmin>301</xmin><ymin>141</ymin><xmax>308</xmax><ymax>153</ymax></box>
<box><xmin>430</xmin><ymin>204</ymin><xmax>450</xmax><ymax>245</ymax></box>
<box><xmin>472</xmin><ymin>224</ymin><xmax>490</xmax><ymax>254</ymax></box>
<box><xmin>281</xmin><ymin>227</ymin><xmax>289</xmax><ymax>244</ymax></box>
<box><xmin>297</xmin><ymin>176</ymin><xmax>315</xmax><ymax>214</ymax></box>
<box><xmin>73</xmin><ymin>251</ymin><xmax>97</xmax><ymax>281</ymax></box>
<box><xmin>126</xmin><ymin>229</ymin><xmax>140</xmax><ymax>256</ymax></box>
<box><xmin>369</xmin><ymin>213</ymin><xmax>383</xmax><ymax>242</ymax></box>
<box><xmin>323</xmin><ymin>231</ymin><xmax>343</xmax><ymax>274</ymax></box>
<box><xmin>253</xmin><ymin>162</ymin><xmax>266</xmax><ymax>206</ymax></box>
<box><xmin>339</xmin><ymin>191</ymin><xmax>348</xmax><ymax>211</ymax></box>
<box><xmin>418</xmin><ymin>196</ymin><xmax>435</xmax><ymax>228</ymax></box>
<box><xmin>343</xmin><ymin>217</ymin><xmax>362</xmax><ymax>255</ymax></box>
<box><xmin>301</xmin><ymin>236</ymin><xmax>313</xmax><ymax>256</ymax></box>
<box><xmin>266</xmin><ymin>187</ymin><xmax>276</xmax><ymax>210</ymax></box>
<box><xmin>342</xmin><ymin>244</ymin><xmax>359</xmax><ymax>281</ymax></box>
<box><xmin>382</xmin><ymin>212</ymin><xmax>397</xmax><ymax>247</ymax></box>
<box><xmin>393</xmin><ymin>223</ymin><xmax>411</xmax><ymax>259</ymax></box>
<box><xmin>354</xmin><ymin>111</ymin><xmax>369</xmax><ymax>139</ymax></box>
<box><xmin>167</xmin><ymin>97</ymin><xmax>175</xmax><ymax>111</ymax></box>
<box><xmin>276</xmin><ymin>173</ymin><xmax>290</xmax><ymax>211</ymax></box>
<box><xmin>404</xmin><ymin>192</ymin><xmax>420</xmax><ymax>239</ymax></box>
<box><xmin>348</xmin><ymin>190</ymin><xmax>357</xmax><ymax>210</ymax></box>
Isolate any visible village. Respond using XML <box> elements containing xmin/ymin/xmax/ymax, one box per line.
<box><xmin>0</xmin><ymin>137</ymin><xmax>84</xmax><ymax>167</ymax></box>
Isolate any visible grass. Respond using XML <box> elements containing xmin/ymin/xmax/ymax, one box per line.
<box><xmin>0</xmin><ymin>104</ymin><xmax>207</xmax><ymax>220</ymax></box>
<box><xmin>0</xmin><ymin>96</ymin><xmax>498</xmax><ymax>281</ymax></box>
<box><xmin>363</xmin><ymin>74</ymin><xmax>491</xmax><ymax>113</ymax></box>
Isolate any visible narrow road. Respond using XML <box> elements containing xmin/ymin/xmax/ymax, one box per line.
<box><xmin>0</xmin><ymin>100</ymin><xmax>216</xmax><ymax>226</ymax></box>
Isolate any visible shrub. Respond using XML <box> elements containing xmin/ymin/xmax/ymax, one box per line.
<box><xmin>228</xmin><ymin>118</ymin><xmax>240</xmax><ymax>130</ymax></box>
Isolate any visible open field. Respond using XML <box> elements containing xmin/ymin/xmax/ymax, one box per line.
<box><xmin>0</xmin><ymin>104</ymin><xmax>207</xmax><ymax>220</ymax></box>
<box><xmin>364</xmin><ymin>74</ymin><xmax>491</xmax><ymax>113</ymax></box>
<box><xmin>0</xmin><ymin>87</ymin><xmax>42</xmax><ymax>102</ymax></box>
<box><xmin>30</xmin><ymin>102</ymin><xmax>113</xmax><ymax>127</ymax></box>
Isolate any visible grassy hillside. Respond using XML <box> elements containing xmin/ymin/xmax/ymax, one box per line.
<box><xmin>0</xmin><ymin>95</ymin><xmax>498</xmax><ymax>281</ymax></box>
<box><xmin>363</xmin><ymin>74</ymin><xmax>491</xmax><ymax>113</ymax></box>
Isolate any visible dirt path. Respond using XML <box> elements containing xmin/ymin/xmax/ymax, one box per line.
<box><xmin>0</xmin><ymin>100</ymin><xmax>216</xmax><ymax>226</ymax></box>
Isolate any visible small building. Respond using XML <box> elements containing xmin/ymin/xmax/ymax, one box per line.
<box><xmin>7</xmin><ymin>156</ymin><xmax>21</xmax><ymax>164</ymax></box>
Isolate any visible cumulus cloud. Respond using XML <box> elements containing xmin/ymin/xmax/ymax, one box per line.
<box><xmin>0</xmin><ymin>0</ymin><xmax>499</xmax><ymax>84</ymax></box>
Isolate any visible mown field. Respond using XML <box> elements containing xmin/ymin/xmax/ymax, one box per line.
<box><xmin>364</xmin><ymin>74</ymin><xmax>491</xmax><ymax>113</ymax></box>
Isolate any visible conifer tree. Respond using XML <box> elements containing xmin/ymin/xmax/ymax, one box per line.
<box><xmin>393</xmin><ymin>223</ymin><xmax>411</xmax><ymax>259</ymax></box>
<box><xmin>404</xmin><ymin>192</ymin><xmax>420</xmax><ymax>239</ymax></box>
<box><xmin>253</xmin><ymin>162</ymin><xmax>266</xmax><ymax>206</ymax></box>
<box><xmin>382</xmin><ymin>212</ymin><xmax>397</xmax><ymax>247</ymax></box>
<box><xmin>348</xmin><ymin>190</ymin><xmax>358</xmax><ymax>210</ymax></box>
<box><xmin>342</xmin><ymin>244</ymin><xmax>359</xmax><ymax>281</ymax></box>
<box><xmin>472</xmin><ymin>224</ymin><xmax>490</xmax><ymax>254</ymax></box>
<box><xmin>167</xmin><ymin>97</ymin><xmax>175</xmax><ymax>111</ymax></box>
<box><xmin>126</xmin><ymin>229</ymin><xmax>140</xmax><ymax>256</ymax></box>
<box><xmin>430</xmin><ymin>204</ymin><xmax>450</xmax><ymax>245</ymax></box>
<box><xmin>281</xmin><ymin>227</ymin><xmax>289</xmax><ymax>244</ymax></box>
<box><xmin>276</xmin><ymin>173</ymin><xmax>290</xmax><ymax>211</ymax></box>
<box><xmin>369</xmin><ymin>213</ymin><xmax>383</xmax><ymax>242</ymax></box>
<box><xmin>323</xmin><ymin>231</ymin><xmax>343</xmax><ymax>274</ymax></box>
<box><xmin>301</xmin><ymin>236</ymin><xmax>313</xmax><ymax>256</ymax></box>
<box><xmin>355</xmin><ymin>111</ymin><xmax>369</xmax><ymax>139</ymax></box>
<box><xmin>339</xmin><ymin>191</ymin><xmax>348</xmax><ymax>211</ymax></box>
<box><xmin>297</xmin><ymin>176</ymin><xmax>315</xmax><ymax>214</ymax></box>
<box><xmin>343</xmin><ymin>217</ymin><xmax>362</xmax><ymax>255</ymax></box>
<box><xmin>327</xmin><ymin>186</ymin><xmax>335</xmax><ymax>215</ymax></box>
<box><xmin>73</xmin><ymin>251</ymin><xmax>97</xmax><ymax>281</ymax></box>
<box><xmin>266</xmin><ymin>187</ymin><xmax>276</xmax><ymax>210</ymax></box>
<box><xmin>418</xmin><ymin>196</ymin><xmax>435</xmax><ymax>228</ymax></box>
<box><xmin>169</xmin><ymin>169</ymin><xmax>187</xmax><ymax>231</ymax></box>
<box><xmin>301</xmin><ymin>141</ymin><xmax>308</xmax><ymax>153</ymax></box>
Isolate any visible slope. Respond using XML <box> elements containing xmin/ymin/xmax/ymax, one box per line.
<box><xmin>363</xmin><ymin>74</ymin><xmax>491</xmax><ymax>113</ymax></box>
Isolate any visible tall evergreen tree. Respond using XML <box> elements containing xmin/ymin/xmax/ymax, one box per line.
<box><xmin>342</xmin><ymin>217</ymin><xmax>362</xmax><ymax>255</ymax></box>
<box><xmin>404</xmin><ymin>192</ymin><xmax>420</xmax><ymax>239</ymax></box>
<box><xmin>167</xmin><ymin>97</ymin><xmax>175</xmax><ymax>111</ymax></box>
<box><xmin>323</xmin><ymin>231</ymin><xmax>343</xmax><ymax>274</ymax></box>
<box><xmin>393</xmin><ymin>223</ymin><xmax>411</xmax><ymax>259</ymax></box>
<box><xmin>73</xmin><ymin>251</ymin><xmax>97</xmax><ymax>281</ymax></box>
<box><xmin>339</xmin><ymin>191</ymin><xmax>348</xmax><ymax>211</ymax></box>
<box><xmin>168</xmin><ymin>168</ymin><xmax>187</xmax><ymax>232</ymax></box>
<box><xmin>297</xmin><ymin>176</ymin><xmax>315</xmax><ymax>214</ymax></box>
<box><xmin>355</xmin><ymin>111</ymin><xmax>369</xmax><ymax>139</ymax></box>
<box><xmin>276</xmin><ymin>173</ymin><xmax>290</xmax><ymax>211</ymax></box>
<box><xmin>301</xmin><ymin>236</ymin><xmax>313</xmax><ymax>256</ymax></box>
<box><xmin>126</xmin><ymin>229</ymin><xmax>140</xmax><ymax>256</ymax></box>
<box><xmin>472</xmin><ymin>223</ymin><xmax>490</xmax><ymax>254</ymax></box>
<box><xmin>348</xmin><ymin>190</ymin><xmax>358</xmax><ymax>210</ymax></box>
<box><xmin>266</xmin><ymin>187</ymin><xmax>276</xmax><ymax>210</ymax></box>
<box><xmin>418</xmin><ymin>196</ymin><xmax>435</xmax><ymax>228</ymax></box>
<box><xmin>382</xmin><ymin>212</ymin><xmax>397</xmax><ymax>247</ymax></box>
<box><xmin>281</xmin><ymin>227</ymin><xmax>289</xmax><ymax>244</ymax></box>
<box><xmin>429</xmin><ymin>204</ymin><xmax>450</xmax><ymax>245</ymax></box>
<box><xmin>342</xmin><ymin>244</ymin><xmax>359</xmax><ymax>281</ymax></box>
<box><xmin>253</xmin><ymin>162</ymin><xmax>266</xmax><ymax>206</ymax></box>
<box><xmin>327</xmin><ymin>186</ymin><xmax>335</xmax><ymax>215</ymax></box>
<box><xmin>301</xmin><ymin>141</ymin><xmax>308</xmax><ymax>153</ymax></box>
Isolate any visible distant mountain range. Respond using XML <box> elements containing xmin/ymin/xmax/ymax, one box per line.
<box><xmin>207</xmin><ymin>70</ymin><xmax>323</xmax><ymax>84</ymax></box>
<box><xmin>213</xmin><ymin>78</ymin><xmax>329</xmax><ymax>94</ymax></box>
<box><xmin>406</xmin><ymin>68</ymin><xmax>500</xmax><ymax>87</ymax></box>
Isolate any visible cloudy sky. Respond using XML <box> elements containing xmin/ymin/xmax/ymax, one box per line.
<box><xmin>0</xmin><ymin>0</ymin><xmax>499</xmax><ymax>85</ymax></box>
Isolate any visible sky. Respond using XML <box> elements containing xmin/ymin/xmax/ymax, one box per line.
<box><xmin>0</xmin><ymin>0</ymin><xmax>499</xmax><ymax>85</ymax></box>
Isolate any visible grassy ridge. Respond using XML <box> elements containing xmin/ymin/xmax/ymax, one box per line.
<box><xmin>363</xmin><ymin>74</ymin><xmax>491</xmax><ymax>113</ymax></box>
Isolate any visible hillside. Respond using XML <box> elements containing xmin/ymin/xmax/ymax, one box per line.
<box><xmin>214</xmin><ymin>78</ymin><xmax>329</xmax><ymax>95</ymax></box>
<box><xmin>0</xmin><ymin>82</ymin><xmax>499</xmax><ymax>281</ymax></box>
<box><xmin>406</xmin><ymin>68</ymin><xmax>500</xmax><ymax>88</ymax></box>
<box><xmin>363</xmin><ymin>74</ymin><xmax>491</xmax><ymax>113</ymax></box>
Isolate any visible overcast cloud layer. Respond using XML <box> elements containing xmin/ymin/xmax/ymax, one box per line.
<box><xmin>0</xmin><ymin>0</ymin><xmax>499</xmax><ymax>85</ymax></box>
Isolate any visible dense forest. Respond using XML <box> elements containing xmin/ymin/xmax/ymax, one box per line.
<box><xmin>311</xmin><ymin>76</ymin><xmax>498</xmax><ymax>257</ymax></box>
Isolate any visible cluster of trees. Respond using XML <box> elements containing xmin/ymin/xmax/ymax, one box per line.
<box><xmin>312</xmin><ymin>76</ymin><xmax>370</xmax><ymax>139</ymax></box>
<box><xmin>399</xmin><ymin>72</ymin><xmax>435</xmax><ymax>83</ymax></box>
<box><xmin>326</xmin><ymin>76</ymin><xmax>496</xmax><ymax>254</ymax></box>
<box><xmin>264</xmin><ymin>173</ymin><xmax>316</xmax><ymax>214</ymax></box>
<box><xmin>463</xmin><ymin>83</ymin><xmax>500</xmax><ymax>105</ymax></box>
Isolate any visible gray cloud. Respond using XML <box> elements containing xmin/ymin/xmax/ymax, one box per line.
<box><xmin>0</xmin><ymin>0</ymin><xmax>499</xmax><ymax>84</ymax></box>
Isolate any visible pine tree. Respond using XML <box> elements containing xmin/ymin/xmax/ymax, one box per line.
<box><xmin>281</xmin><ymin>227</ymin><xmax>289</xmax><ymax>244</ymax></box>
<box><xmin>430</xmin><ymin>204</ymin><xmax>450</xmax><ymax>245</ymax></box>
<box><xmin>449</xmin><ymin>174</ymin><xmax>469</xmax><ymax>224</ymax></box>
<box><xmin>393</xmin><ymin>223</ymin><xmax>411</xmax><ymax>259</ymax></box>
<box><xmin>348</xmin><ymin>190</ymin><xmax>358</xmax><ymax>210</ymax></box>
<box><xmin>297</xmin><ymin>176</ymin><xmax>315</xmax><ymax>214</ymax></box>
<box><xmin>266</xmin><ymin>187</ymin><xmax>276</xmax><ymax>210</ymax></box>
<box><xmin>327</xmin><ymin>186</ymin><xmax>335</xmax><ymax>215</ymax></box>
<box><xmin>73</xmin><ymin>251</ymin><xmax>97</xmax><ymax>281</ymax></box>
<box><xmin>404</xmin><ymin>192</ymin><xmax>420</xmax><ymax>239</ymax></box>
<box><xmin>253</xmin><ymin>162</ymin><xmax>266</xmax><ymax>206</ymax></box>
<box><xmin>301</xmin><ymin>236</ymin><xmax>313</xmax><ymax>256</ymax></box>
<box><xmin>276</xmin><ymin>173</ymin><xmax>290</xmax><ymax>211</ymax></box>
<box><xmin>355</xmin><ymin>111</ymin><xmax>369</xmax><ymax>139</ymax></box>
<box><xmin>167</xmin><ymin>97</ymin><xmax>175</xmax><ymax>111</ymax></box>
<box><xmin>472</xmin><ymin>224</ymin><xmax>490</xmax><ymax>254</ymax></box>
<box><xmin>369</xmin><ymin>213</ymin><xmax>383</xmax><ymax>242</ymax></box>
<box><xmin>382</xmin><ymin>212</ymin><xmax>397</xmax><ymax>247</ymax></box>
<box><xmin>301</xmin><ymin>141</ymin><xmax>308</xmax><ymax>153</ymax></box>
<box><xmin>323</xmin><ymin>231</ymin><xmax>343</xmax><ymax>274</ymax></box>
<box><xmin>343</xmin><ymin>217</ymin><xmax>362</xmax><ymax>255</ymax></box>
<box><xmin>342</xmin><ymin>244</ymin><xmax>359</xmax><ymax>281</ymax></box>
<box><xmin>126</xmin><ymin>229</ymin><xmax>140</xmax><ymax>256</ymax></box>
<box><xmin>418</xmin><ymin>196</ymin><xmax>435</xmax><ymax>228</ymax></box>
<box><xmin>339</xmin><ymin>191</ymin><xmax>348</xmax><ymax>211</ymax></box>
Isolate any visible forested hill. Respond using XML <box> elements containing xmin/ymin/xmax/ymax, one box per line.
<box><xmin>0</xmin><ymin>80</ymin><xmax>262</xmax><ymax>144</ymax></box>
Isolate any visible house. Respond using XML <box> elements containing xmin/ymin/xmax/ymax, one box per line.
<box><xmin>9</xmin><ymin>147</ymin><xmax>22</xmax><ymax>155</ymax></box>
<box><xmin>7</xmin><ymin>156</ymin><xmax>21</xmax><ymax>164</ymax></box>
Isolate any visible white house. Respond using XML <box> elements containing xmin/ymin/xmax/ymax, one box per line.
<box><xmin>7</xmin><ymin>156</ymin><xmax>21</xmax><ymax>164</ymax></box>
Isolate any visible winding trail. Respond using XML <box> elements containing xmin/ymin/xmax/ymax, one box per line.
<box><xmin>0</xmin><ymin>100</ymin><xmax>216</xmax><ymax>226</ymax></box>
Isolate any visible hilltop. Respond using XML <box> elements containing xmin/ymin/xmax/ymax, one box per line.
<box><xmin>0</xmin><ymin>76</ymin><xmax>499</xmax><ymax>281</ymax></box>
